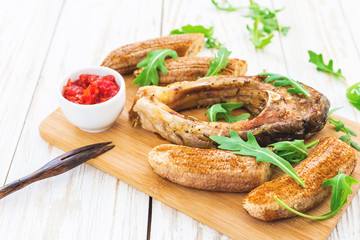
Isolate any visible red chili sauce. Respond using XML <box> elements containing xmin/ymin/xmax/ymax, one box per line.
<box><xmin>63</xmin><ymin>74</ymin><xmax>119</xmax><ymax>104</ymax></box>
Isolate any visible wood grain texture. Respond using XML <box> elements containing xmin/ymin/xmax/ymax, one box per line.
<box><xmin>0</xmin><ymin>142</ymin><xmax>114</xmax><ymax>200</ymax></box>
<box><xmin>156</xmin><ymin>0</ymin><xmax>295</xmax><ymax>238</ymax></box>
<box><xmin>0</xmin><ymin>0</ymin><xmax>64</xmax><ymax>184</ymax></box>
<box><xmin>39</xmin><ymin>73</ymin><xmax>360</xmax><ymax>240</ymax></box>
<box><xmin>1</xmin><ymin>0</ymin><xmax>360</xmax><ymax>239</ymax></box>
<box><xmin>0</xmin><ymin>0</ymin><xmax>161</xmax><ymax>239</ymax></box>
<box><xmin>272</xmin><ymin>1</ymin><xmax>360</xmax><ymax>238</ymax></box>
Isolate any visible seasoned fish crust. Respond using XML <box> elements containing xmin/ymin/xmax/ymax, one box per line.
<box><xmin>129</xmin><ymin>76</ymin><xmax>330</xmax><ymax>147</ymax></box>
<box><xmin>148</xmin><ymin>144</ymin><xmax>272</xmax><ymax>192</ymax></box>
<box><xmin>243</xmin><ymin>137</ymin><xmax>357</xmax><ymax>221</ymax></box>
<box><xmin>134</xmin><ymin>57</ymin><xmax>247</xmax><ymax>84</ymax></box>
<box><xmin>101</xmin><ymin>34</ymin><xmax>204</xmax><ymax>75</ymax></box>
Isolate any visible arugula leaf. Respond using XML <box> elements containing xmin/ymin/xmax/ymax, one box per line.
<box><xmin>269</xmin><ymin>139</ymin><xmax>319</xmax><ymax>163</ymax></box>
<box><xmin>305</xmin><ymin>140</ymin><xmax>320</xmax><ymax>149</ymax></box>
<box><xmin>323</xmin><ymin>170</ymin><xmax>359</xmax><ymax>212</ymax></box>
<box><xmin>205</xmin><ymin>47</ymin><xmax>232</xmax><ymax>77</ymax></box>
<box><xmin>211</xmin><ymin>0</ymin><xmax>289</xmax><ymax>48</ymax></box>
<box><xmin>346</xmin><ymin>82</ymin><xmax>360</xmax><ymax>111</ymax></box>
<box><xmin>210</xmin><ymin>0</ymin><xmax>244</xmax><ymax>12</ymax></box>
<box><xmin>328</xmin><ymin>107</ymin><xmax>357</xmax><ymax>135</ymax></box>
<box><xmin>205</xmin><ymin>102</ymin><xmax>250</xmax><ymax>123</ymax></box>
<box><xmin>210</xmin><ymin>130</ymin><xmax>306</xmax><ymax>187</ymax></box>
<box><xmin>258</xmin><ymin>72</ymin><xmax>311</xmax><ymax>98</ymax></box>
<box><xmin>339</xmin><ymin>134</ymin><xmax>360</xmax><ymax>151</ymax></box>
<box><xmin>246</xmin><ymin>0</ymin><xmax>289</xmax><ymax>36</ymax></box>
<box><xmin>170</xmin><ymin>24</ymin><xmax>223</xmax><ymax>49</ymax></box>
<box><xmin>328</xmin><ymin>107</ymin><xmax>360</xmax><ymax>151</ymax></box>
<box><xmin>280</xmin><ymin>27</ymin><xmax>290</xmax><ymax>36</ymax></box>
<box><xmin>308</xmin><ymin>51</ymin><xmax>345</xmax><ymax>80</ymax></box>
<box><xmin>133</xmin><ymin>49</ymin><xmax>178</xmax><ymax>87</ymax></box>
<box><xmin>247</xmin><ymin>16</ymin><xmax>274</xmax><ymax>48</ymax></box>
<box><xmin>274</xmin><ymin>170</ymin><xmax>359</xmax><ymax>219</ymax></box>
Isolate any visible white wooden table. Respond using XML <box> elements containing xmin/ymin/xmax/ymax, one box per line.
<box><xmin>0</xmin><ymin>0</ymin><xmax>359</xmax><ymax>239</ymax></box>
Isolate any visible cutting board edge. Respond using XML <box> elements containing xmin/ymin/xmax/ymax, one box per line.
<box><xmin>38</xmin><ymin>108</ymin><xmax>360</xmax><ymax>240</ymax></box>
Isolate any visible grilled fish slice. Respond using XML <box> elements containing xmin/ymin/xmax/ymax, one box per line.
<box><xmin>101</xmin><ymin>34</ymin><xmax>204</xmax><ymax>75</ymax></box>
<box><xmin>129</xmin><ymin>76</ymin><xmax>329</xmax><ymax>148</ymax></box>
<box><xmin>243</xmin><ymin>136</ymin><xmax>357</xmax><ymax>221</ymax></box>
<box><xmin>148</xmin><ymin>144</ymin><xmax>272</xmax><ymax>192</ymax></box>
<box><xmin>133</xmin><ymin>57</ymin><xmax>247</xmax><ymax>85</ymax></box>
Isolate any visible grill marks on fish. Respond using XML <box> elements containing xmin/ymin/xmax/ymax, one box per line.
<box><xmin>101</xmin><ymin>34</ymin><xmax>205</xmax><ymax>74</ymax></box>
<box><xmin>133</xmin><ymin>57</ymin><xmax>247</xmax><ymax>84</ymax></box>
<box><xmin>129</xmin><ymin>76</ymin><xmax>330</xmax><ymax>148</ymax></box>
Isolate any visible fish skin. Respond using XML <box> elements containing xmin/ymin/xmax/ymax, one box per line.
<box><xmin>242</xmin><ymin>136</ymin><xmax>357</xmax><ymax>221</ymax></box>
<box><xmin>101</xmin><ymin>34</ymin><xmax>205</xmax><ymax>75</ymax></box>
<box><xmin>129</xmin><ymin>76</ymin><xmax>330</xmax><ymax>148</ymax></box>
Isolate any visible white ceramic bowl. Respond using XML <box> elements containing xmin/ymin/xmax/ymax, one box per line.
<box><xmin>58</xmin><ymin>66</ymin><xmax>126</xmax><ymax>133</ymax></box>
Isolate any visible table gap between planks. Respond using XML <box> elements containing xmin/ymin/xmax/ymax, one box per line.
<box><xmin>0</xmin><ymin>0</ymin><xmax>359</xmax><ymax>239</ymax></box>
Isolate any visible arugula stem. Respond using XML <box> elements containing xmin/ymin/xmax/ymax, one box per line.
<box><xmin>273</xmin><ymin>171</ymin><xmax>359</xmax><ymax>220</ymax></box>
<box><xmin>273</xmin><ymin>195</ymin><xmax>341</xmax><ymax>220</ymax></box>
<box><xmin>328</xmin><ymin>108</ymin><xmax>360</xmax><ymax>151</ymax></box>
<box><xmin>211</xmin><ymin>131</ymin><xmax>306</xmax><ymax>187</ymax></box>
<box><xmin>258</xmin><ymin>72</ymin><xmax>311</xmax><ymax>98</ymax></box>
<box><xmin>210</xmin><ymin>0</ymin><xmax>247</xmax><ymax>12</ymax></box>
<box><xmin>305</xmin><ymin>140</ymin><xmax>319</xmax><ymax>149</ymax></box>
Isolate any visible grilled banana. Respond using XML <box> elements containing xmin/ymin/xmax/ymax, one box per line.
<box><xmin>243</xmin><ymin>137</ymin><xmax>357</xmax><ymax>221</ymax></box>
<box><xmin>148</xmin><ymin>144</ymin><xmax>271</xmax><ymax>192</ymax></box>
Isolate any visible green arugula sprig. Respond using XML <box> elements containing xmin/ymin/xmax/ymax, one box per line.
<box><xmin>246</xmin><ymin>0</ymin><xmax>289</xmax><ymax>36</ymax></box>
<box><xmin>346</xmin><ymin>82</ymin><xmax>360</xmax><ymax>111</ymax></box>
<box><xmin>258</xmin><ymin>73</ymin><xmax>311</xmax><ymax>98</ymax></box>
<box><xmin>210</xmin><ymin>130</ymin><xmax>306</xmax><ymax>187</ymax></box>
<box><xmin>205</xmin><ymin>102</ymin><xmax>250</xmax><ymax>123</ymax></box>
<box><xmin>328</xmin><ymin>107</ymin><xmax>360</xmax><ymax>151</ymax></box>
<box><xmin>211</xmin><ymin>0</ymin><xmax>245</xmax><ymax>12</ymax></box>
<box><xmin>308</xmin><ymin>51</ymin><xmax>345</xmax><ymax>81</ymax></box>
<box><xmin>274</xmin><ymin>170</ymin><xmax>358</xmax><ymax>219</ymax></box>
<box><xmin>269</xmin><ymin>139</ymin><xmax>319</xmax><ymax>163</ymax></box>
<box><xmin>133</xmin><ymin>49</ymin><xmax>178</xmax><ymax>87</ymax></box>
<box><xmin>247</xmin><ymin>16</ymin><xmax>274</xmax><ymax>48</ymax></box>
<box><xmin>205</xmin><ymin>47</ymin><xmax>231</xmax><ymax>77</ymax></box>
<box><xmin>212</xmin><ymin>0</ymin><xmax>289</xmax><ymax>48</ymax></box>
<box><xmin>170</xmin><ymin>24</ymin><xmax>223</xmax><ymax>49</ymax></box>
<box><xmin>246</xmin><ymin>1</ymin><xmax>288</xmax><ymax>48</ymax></box>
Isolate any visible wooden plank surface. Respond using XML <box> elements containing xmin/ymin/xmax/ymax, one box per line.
<box><xmin>0</xmin><ymin>0</ymin><xmax>161</xmax><ymax>239</ymax></box>
<box><xmin>1</xmin><ymin>0</ymin><xmax>360</xmax><ymax>239</ymax></box>
<box><xmin>39</xmin><ymin>72</ymin><xmax>360</xmax><ymax>240</ymax></box>
<box><xmin>0</xmin><ymin>0</ymin><xmax>64</xmax><ymax>184</ymax></box>
<box><xmin>272</xmin><ymin>1</ymin><xmax>360</xmax><ymax>239</ymax></box>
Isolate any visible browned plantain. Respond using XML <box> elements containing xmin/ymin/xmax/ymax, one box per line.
<box><xmin>243</xmin><ymin>136</ymin><xmax>357</xmax><ymax>221</ymax></box>
<box><xmin>148</xmin><ymin>144</ymin><xmax>271</xmax><ymax>192</ymax></box>
<box><xmin>133</xmin><ymin>57</ymin><xmax>247</xmax><ymax>84</ymax></box>
<box><xmin>101</xmin><ymin>34</ymin><xmax>205</xmax><ymax>75</ymax></box>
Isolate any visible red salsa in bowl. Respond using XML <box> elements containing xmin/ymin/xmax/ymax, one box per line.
<box><xmin>63</xmin><ymin>74</ymin><xmax>119</xmax><ymax>104</ymax></box>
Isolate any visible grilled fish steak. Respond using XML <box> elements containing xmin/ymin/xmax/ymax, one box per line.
<box><xmin>129</xmin><ymin>76</ymin><xmax>330</xmax><ymax>147</ymax></box>
<box><xmin>101</xmin><ymin>34</ymin><xmax>204</xmax><ymax>75</ymax></box>
<box><xmin>133</xmin><ymin>57</ymin><xmax>247</xmax><ymax>85</ymax></box>
<box><xmin>243</xmin><ymin>137</ymin><xmax>357</xmax><ymax>221</ymax></box>
<box><xmin>148</xmin><ymin>144</ymin><xmax>272</xmax><ymax>192</ymax></box>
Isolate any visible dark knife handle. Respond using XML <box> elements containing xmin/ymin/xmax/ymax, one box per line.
<box><xmin>0</xmin><ymin>143</ymin><xmax>114</xmax><ymax>200</ymax></box>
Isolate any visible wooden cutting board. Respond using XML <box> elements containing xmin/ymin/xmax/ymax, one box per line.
<box><xmin>39</xmin><ymin>76</ymin><xmax>360</xmax><ymax>240</ymax></box>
